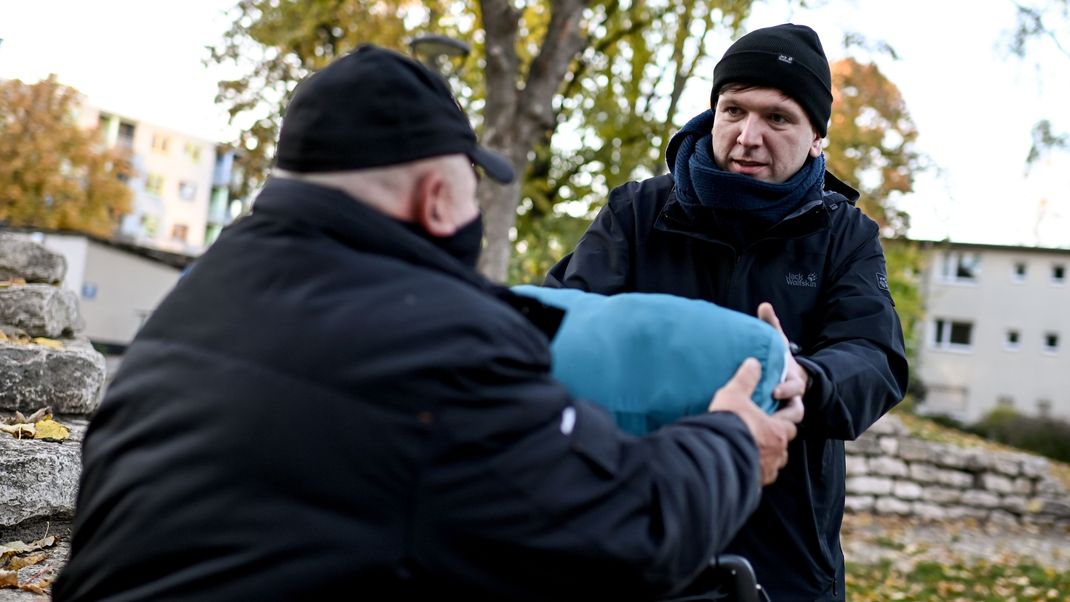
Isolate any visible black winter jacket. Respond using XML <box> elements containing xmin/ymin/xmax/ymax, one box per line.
<box><xmin>547</xmin><ymin>172</ymin><xmax>908</xmax><ymax>601</ymax></box>
<box><xmin>54</xmin><ymin>178</ymin><xmax>765</xmax><ymax>601</ymax></box>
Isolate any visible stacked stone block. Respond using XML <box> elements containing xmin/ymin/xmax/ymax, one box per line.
<box><xmin>1</xmin><ymin>236</ymin><xmax>102</xmax><ymax>530</ymax></box>
<box><xmin>845</xmin><ymin>414</ymin><xmax>1070</xmax><ymax>528</ymax></box>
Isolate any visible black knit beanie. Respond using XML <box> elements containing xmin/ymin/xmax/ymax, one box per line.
<box><xmin>711</xmin><ymin>23</ymin><xmax>832</xmax><ymax>137</ymax></box>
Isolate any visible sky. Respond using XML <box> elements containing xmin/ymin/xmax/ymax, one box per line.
<box><xmin>1</xmin><ymin>0</ymin><xmax>1067</xmax><ymax>248</ymax></box>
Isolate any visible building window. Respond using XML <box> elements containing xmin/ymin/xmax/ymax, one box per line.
<box><xmin>996</xmin><ymin>395</ymin><xmax>1015</xmax><ymax>408</ymax></box>
<box><xmin>151</xmin><ymin>134</ymin><xmax>170</xmax><ymax>153</ymax></box>
<box><xmin>939</xmin><ymin>251</ymin><xmax>980</xmax><ymax>283</ymax></box>
<box><xmin>933</xmin><ymin>319</ymin><xmax>973</xmax><ymax>350</ymax></box>
<box><xmin>1037</xmin><ymin>399</ymin><xmax>1052</xmax><ymax>416</ymax></box>
<box><xmin>1043</xmin><ymin>332</ymin><xmax>1060</xmax><ymax>354</ymax></box>
<box><xmin>1005</xmin><ymin>329</ymin><xmax>1021</xmax><ymax>350</ymax></box>
<box><xmin>184</xmin><ymin>143</ymin><xmax>202</xmax><ymax>163</ymax></box>
<box><xmin>1012</xmin><ymin>262</ymin><xmax>1027</xmax><ymax>283</ymax></box>
<box><xmin>140</xmin><ymin>214</ymin><xmax>159</xmax><ymax>238</ymax></box>
<box><xmin>178</xmin><ymin>181</ymin><xmax>197</xmax><ymax>201</ymax></box>
<box><xmin>1053</xmin><ymin>264</ymin><xmax>1066</xmax><ymax>285</ymax></box>
<box><xmin>171</xmin><ymin>223</ymin><xmax>189</xmax><ymax>242</ymax></box>
<box><xmin>117</xmin><ymin>121</ymin><xmax>135</xmax><ymax>149</ymax></box>
<box><xmin>145</xmin><ymin>173</ymin><xmax>164</xmax><ymax>196</ymax></box>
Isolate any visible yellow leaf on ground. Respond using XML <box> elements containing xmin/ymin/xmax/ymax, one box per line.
<box><xmin>33</xmin><ymin>419</ymin><xmax>69</xmax><ymax>441</ymax></box>
<box><xmin>3</xmin><ymin>552</ymin><xmax>47</xmax><ymax>571</ymax></box>
<box><xmin>0</xmin><ymin>331</ymin><xmax>7</xmax><ymax>342</ymax></box>
<box><xmin>32</xmin><ymin>337</ymin><xmax>63</xmax><ymax>350</ymax></box>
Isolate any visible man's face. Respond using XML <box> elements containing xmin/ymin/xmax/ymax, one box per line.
<box><xmin>711</xmin><ymin>86</ymin><xmax>822</xmax><ymax>184</ymax></box>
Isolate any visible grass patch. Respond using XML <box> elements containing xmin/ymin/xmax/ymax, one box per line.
<box><xmin>847</xmin><ymin>558</ymin><xmax>1070</xmax><ymax>601</ymax></box>
<box><xmin>873</xmin><ymin>535</ymin><xmax>906</xmax><ymax>551</ymax></box>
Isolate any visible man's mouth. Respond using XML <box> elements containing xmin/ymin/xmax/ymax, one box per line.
<box><xmin>731</xmin><ymin>159</ymin><xmax>766</xmax><ymax>174</ymax></box>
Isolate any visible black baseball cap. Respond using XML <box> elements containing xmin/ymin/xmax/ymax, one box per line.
<box><xmin>276</xmin><ymin>44</ymin><xmax>515</xmax><ymax>183</ymax></box>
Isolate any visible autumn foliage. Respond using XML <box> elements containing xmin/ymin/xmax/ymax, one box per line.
<box><xmin>827</xmin><ymin>58</ymin><xmax>921</xmax><ymax>236</ymax></box>
<box><xmin>0</xmin><ymin>76</ymin><xmax>132</xmax><ymax>238</ymax></box>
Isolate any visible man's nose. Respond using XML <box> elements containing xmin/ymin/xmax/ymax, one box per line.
<box><xmin>736</xmin><ymin>115</ymin><xmax>763</xmax><ymax>147</ymax></box>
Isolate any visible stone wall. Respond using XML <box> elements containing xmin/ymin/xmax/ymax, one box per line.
<box><xmin>1</xmin><ymin>237</ymin><xmax>103</xmax><ymax>530</ymax></box>
<box><xmin>0</xmin><ymin>237</ymin><xmax>104</xmax><ymax>416</ymax></box>
<box><xmin>845</xmin><ymin>415</ymin><xmax>1070</xmax><ymax>527</ymax></box>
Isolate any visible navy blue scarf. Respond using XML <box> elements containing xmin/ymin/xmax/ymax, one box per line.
<box><xmin>670</xmin><ymin>110</ymin><xmax>825</xmax><ymax>225</ymax></box>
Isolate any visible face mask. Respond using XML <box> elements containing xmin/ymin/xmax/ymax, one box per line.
<box><xmin>399</xmin><ymin>213</ymin><xmax>484</xmax><ymax>270</ymax></box>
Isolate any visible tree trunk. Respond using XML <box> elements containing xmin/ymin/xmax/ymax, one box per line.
<box><xmin>477</xmin><ymin>0</ymin><xmax>588</xmax><ymax>282</ymax></box>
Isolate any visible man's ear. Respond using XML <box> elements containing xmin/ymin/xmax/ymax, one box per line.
<box><xmin>413</xmin><ymin>170</ymin><xmax>457</xmax><ymax>237</ymax></box>
<box><xmin>809</xmin><ymin>131</ymin><xmax>823</xmax><ymax>158</ymax></box>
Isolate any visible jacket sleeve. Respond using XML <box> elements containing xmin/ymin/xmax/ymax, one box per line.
<box><xmin>544</xmin><ymin>186</ymin><xmax>634</xmax><ymax>292</ymax></box>
<box><xmin>795</xmin><ymin>228</ymin><xmax>909</xmax><ymax>440</ymax></box>
<box><xmin>423</xmin><ymin>308</ymin><xmax>761</xmax><ymax>599</ymax></box>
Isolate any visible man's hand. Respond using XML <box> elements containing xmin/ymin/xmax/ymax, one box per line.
<box><xmin>757</xmin><ymin>302</ymin><xmax>809</xmax><ymax>407</ymax></box>
<box><xmin>708</xmin><ymin>358</ymin><xmax>802</xmax><ymax>485</ymax></box>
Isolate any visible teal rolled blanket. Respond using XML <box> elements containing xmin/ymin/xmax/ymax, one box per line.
<box><xmin>513</xmin><ymin>285</ymin><xmax>787</xmax><ymax>435</ymax></box>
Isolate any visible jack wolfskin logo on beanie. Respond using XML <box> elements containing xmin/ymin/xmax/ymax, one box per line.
<box><xmin>711</xmin><ymin>23</ymin><xmax>833</xmax><ymax>136</ymax></box>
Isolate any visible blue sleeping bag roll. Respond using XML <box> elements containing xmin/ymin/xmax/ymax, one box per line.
<box><xmin>512</xmin><ymin>285</ymin><xmax>788</xmax><ymax>436</ymax></box>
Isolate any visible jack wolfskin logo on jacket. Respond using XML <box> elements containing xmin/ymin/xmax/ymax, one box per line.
<box><xmin>786</xmin><ymin>272</ymin><xmax>817</xmax><ymax>288</ymax></box>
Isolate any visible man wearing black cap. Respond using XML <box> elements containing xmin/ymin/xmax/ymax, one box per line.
<box><xmin>54</xmin><ymin>45</ymin><xmax>802</xmax><ymax>601</ymax></box>
<box><xmin>548</xmin><ymin>24</ymin><xmax>908</xmax><ymax>601</ymax></box>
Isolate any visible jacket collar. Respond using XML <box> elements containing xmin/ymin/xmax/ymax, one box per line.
<box><xmin>823</xmin><ymin>170</ymin><xmax>860</xmax><ymax>205</ymax></box>
<box><xmin>250</xmin><ymin>177</ymin><xmax>564</xmax><ymax>336</ymax></box>
<box><xmin>253</xmin><ymin>177</ymin><xmax>491</xmax><ymax>287</ymax></box>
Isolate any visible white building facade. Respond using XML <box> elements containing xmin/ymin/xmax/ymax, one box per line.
<box><xmin>74</xmin><ymin>102</ymin><xmax>244</xmax><ymax>254</ymax></box>
<box><xmin>917</xmin><ymin>241</ymin><xmax>1069</xmax><ymax>422</ymax></box>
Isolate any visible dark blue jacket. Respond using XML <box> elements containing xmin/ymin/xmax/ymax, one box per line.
<box><xmin>54</xmin><ymin>178</ymin><xmax>764</xmax><ymax>601</ymax></box>
<box><xmin>546</xmin><ymin>171</ymin><xmax>908</xmax><ymax>601</ymax></box>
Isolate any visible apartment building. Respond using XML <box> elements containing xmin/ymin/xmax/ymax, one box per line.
<box><xmin>75</xmin><ymin>103</ymin><xmax>245</xmax><ymax>254</ymax></box>
<box><xmin>916</xmin><ymin>241</ymin><xmax>1069</xmax><ymax>422</ymax></box>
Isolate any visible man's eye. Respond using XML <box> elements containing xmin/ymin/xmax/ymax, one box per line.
<box><xmin>769</xmin><ymin>113</ymin><xmax>787</xmax><ymax>124</ymax></box>
<box><xmin>723</xmin><ymin>106</ymin><xmax>742</xmax><ymax>116</ymax></box>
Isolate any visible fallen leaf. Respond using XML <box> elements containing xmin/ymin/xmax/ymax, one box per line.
<box><xmin>0</xmin><ymin>423</ymin><xmax>35</xmax><ymax>439</ymax></box>
<box><xmin>0</xmin><ymin>332</ymin><xmax>32</xmax><ymax>345</ymax></box>
<box><xmin>32</xmin><ymin>337</ymin><xmax>63</xmax><ymax>350</ymax></box>
<box><xmin>0</xmin><ymin>537</ymin><xmax>56</xmax><ymax>562</ymax></box>
<box><xmin>3</xmin><ymin>552</ymin><xmax>47</xmax><ymax>571</ymax></box>
<box><xmin>7</xmin><ymin>408</ymin><xmax>50</xmax><ymax>425</ymax></box>
<box><xmin>0</xmin><ymin>569</ymin><xmax>17</xmax><ymax>588</ymax></box>
<box><xmin>18</xmin><ymin>578</ymin><xmax>51</xmax><ymax>594</ymax></box>
<box><xmin>33</xmin><ymin>418</ymin><xmax>70</xmax><ymax>441</ymax></box>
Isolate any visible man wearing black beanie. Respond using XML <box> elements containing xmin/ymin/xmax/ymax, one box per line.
<box><xmin>549</xmin><ymin>23</ymin><xmax>908</xmax><ymax>602</ymax></box>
